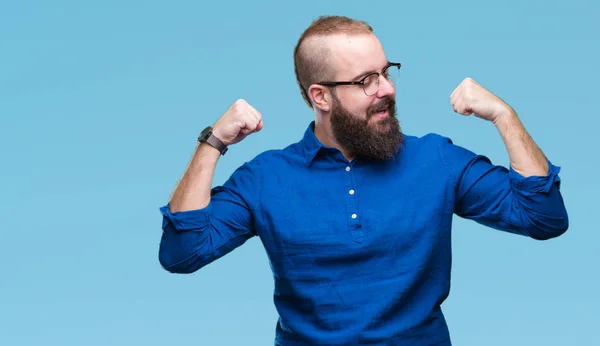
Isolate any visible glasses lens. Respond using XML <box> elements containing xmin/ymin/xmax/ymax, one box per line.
<box><xmin>386</xmin><ymin>65</ymin><xmax>400</xmax><ymax>85</ymax></box>
<box><xmin>363</xmin><ymin>74</ymin><xmax>379</xmax><ymax>95</ymax></box>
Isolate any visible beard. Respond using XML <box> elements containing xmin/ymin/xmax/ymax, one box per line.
<box><xmin>330</xmin><ymin>94</ymin><xmax>403</xmax><ymax>161</ymax></box>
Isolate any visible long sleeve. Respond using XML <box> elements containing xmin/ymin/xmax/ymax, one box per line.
<box><xmin>158</xmin><ymin>161</ymin><xmax>261</xmax><ymax>273</ymax></box>
<box><xmin>437</xmin><ymin>135</ymin><xmax>569</xmax><ymax>240</ymax></box>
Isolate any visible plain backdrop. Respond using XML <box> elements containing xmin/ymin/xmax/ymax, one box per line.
<box><xmin>1</xmin><ymin>1</ymin><xmax>598</xmax><ymax>345</ymax></box>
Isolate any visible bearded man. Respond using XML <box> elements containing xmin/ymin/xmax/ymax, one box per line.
<box><xmin>158</xmin><ymin>15</ymin><xmax>569</xmax><ymax>346</ymax></box>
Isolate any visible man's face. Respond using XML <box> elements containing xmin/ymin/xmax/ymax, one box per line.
<box><xmin>326</xmin><ymin>33</ymin><xmax>403</xmax><ymax>161</ymax></box>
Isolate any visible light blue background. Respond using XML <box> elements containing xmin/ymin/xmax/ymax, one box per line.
<box><xmin>1</xmin><ymin>1</ymin><xmax>598</xmax><ymax>345</ymax></box>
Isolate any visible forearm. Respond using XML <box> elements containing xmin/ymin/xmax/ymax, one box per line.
<box><xmin>493</xmin><ymin>109</ymin><xmax>549</xmax><ymax>177</ymax></box>
<box><xmin>487</xmin><ymin>110</ymin><xmax>567</xmax><ymax>238</ymax></box>
<box><xmin>159</xmin><ymin>142</ymin><xmax>259</xmax><ymax>273</ymax></box>
<box><xmin>168</xmin><ymin>143</ymin><xmax>221</xmax><ymax>213</ymax></box>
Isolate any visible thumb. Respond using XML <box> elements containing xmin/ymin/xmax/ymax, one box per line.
<box><xmin>240</xmin><ymin>127</ymin><xmax>254</xmax><ymax>135</ymax></box>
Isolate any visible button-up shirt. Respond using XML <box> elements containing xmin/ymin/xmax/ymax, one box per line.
<box><xmin>158</xmin><ymin>121</ymin><xmax>568</xmax><ymax>345</ymax></box>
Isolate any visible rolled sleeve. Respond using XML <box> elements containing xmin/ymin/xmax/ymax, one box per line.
<box><xmin>508</xmin><ymin>161</ymin><xmax>561</xmax><ymax>194</ymax></box>
<box><xmin>437</xmin><ymin>134</ymin><xmax>569</xmax><ymax>240</ymax></box>
<box><xmin>160</xmin><ymin>204</ymin><xmax>210</xmax><ymax>232</ymax></box>
<box><xmin>158</xmin><ymin>160</ymin><xmax>262</xmax><ymax>273</ymax></box>
<box><xmin>506</xmin><ymin>161</ymin><xmax>569</xmax><ymax>239</ymax></box>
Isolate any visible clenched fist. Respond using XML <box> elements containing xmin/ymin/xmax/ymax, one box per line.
<box><xmin>212</xmin><ymin>99</ymin><xmax>263</xmax><ymax>146</ymax></box>
<box><xmin>450</xmin><ymin>77</ymin><xmax>514</xmax><ymax>123</ymax></box>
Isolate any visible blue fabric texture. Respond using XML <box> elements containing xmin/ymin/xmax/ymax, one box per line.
<box><xmin>159</xmin><ymin>121</ymin><xmax>568</xmax><ymax>345</ymax></box>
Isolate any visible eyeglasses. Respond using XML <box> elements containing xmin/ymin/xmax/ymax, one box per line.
<box><xmin>317</xmin><ymin>62</ymin><xmax>401</xmax><ymax>96</ymax></box>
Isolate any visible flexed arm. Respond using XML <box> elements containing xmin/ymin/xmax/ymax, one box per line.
<box><xmin>444</xmin><ymin>78</ymin><xmax>568</xmax><ymax>240</ymax></box>
<box><xmin>159</xmin><ymin>99</ymin><xmax>264</xmax><ymax>273</ymax></box>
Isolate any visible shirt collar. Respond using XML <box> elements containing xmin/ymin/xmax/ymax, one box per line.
<box><xmin>301</xmin><ymin>121</ymin><xmax>325</xmax><ymax>166</ymax></box>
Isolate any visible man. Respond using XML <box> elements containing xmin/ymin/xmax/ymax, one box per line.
<box><xmin>158</xmin><ymin>16</ymin><xmax>568</xmax><ymax>346</ymax></box>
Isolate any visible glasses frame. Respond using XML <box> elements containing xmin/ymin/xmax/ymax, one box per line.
<box><xmin>316</xmin><ymin>62</ymin><xmax>401</xmax><ymax>96</ymax></box>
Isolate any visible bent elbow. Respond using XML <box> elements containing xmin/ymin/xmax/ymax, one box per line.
<box><xmin>158</xmin><ymin>231</ymin><xmax>212</xmax><ymax>274</ymax></box>
<box><xmin>158</xmin><ymin>213</ymin><xmax>214</xmax><ymax>274</ymax></box>
<box><xmin>526</xmin><ymin>214</ymin><xmax>569</xmax><ymax>241</ymax></box>
<box><xmin>512</xmin><ymin>192</ymin><xmax>570</xmax><ymax>241</ymax></box>
<box><xmin>159</xmin><ymin>249</ymin><xmax>210</xmax><ymax>274</ymax></box>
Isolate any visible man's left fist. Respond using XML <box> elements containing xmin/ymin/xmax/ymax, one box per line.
<box><xmin>450</xmin><ymin>77</ymin><xmax>513</xmax><ymax>123</ymax></box>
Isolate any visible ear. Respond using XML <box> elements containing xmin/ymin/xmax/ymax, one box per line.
<box><xmin>308</xmin><ymin>84</ymin><xmax>331</xmax><ymax>112</ymax></box>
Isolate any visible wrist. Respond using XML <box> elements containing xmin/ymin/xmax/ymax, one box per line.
<box><xmin>198</xmin><ymin>141</ymin><xmax>223</xmax><ymax>158</ymax></box>
<box><xmin>210</xmin><ymin>127</ymin><xmax>228</xmax><ymax>146</ymax></box>
<box><xmin>198</xmin><ymin>126</ymin><xmax>229</xmax><ymax>155</ymax></box>
<box><xmin>492</xmin><ymin>106</ymin><xmax>517</xmax><ymax>127</ymax></box>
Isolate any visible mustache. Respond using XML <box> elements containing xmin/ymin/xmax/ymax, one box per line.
<box><xmin>367</xmin><ymin>97</ymin><xmax>395</xmax><ymax>117</ymax></box>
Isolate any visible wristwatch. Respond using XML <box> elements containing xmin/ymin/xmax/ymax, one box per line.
<box><xmin>198</xmin><ymin>126</ymin><xmax>228</xmax><ymax>155</ymax></box>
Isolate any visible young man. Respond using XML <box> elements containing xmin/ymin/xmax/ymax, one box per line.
<box><xmin>158</xmin><ymin>16</ymin><xmax>568</xmax><ymax>346</ymax></box>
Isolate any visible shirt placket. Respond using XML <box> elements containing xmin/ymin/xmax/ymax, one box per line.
<box><xmin>344</xmin><ymin>164</ymin><xmax>363</xmax><ymax>243</ymax></box>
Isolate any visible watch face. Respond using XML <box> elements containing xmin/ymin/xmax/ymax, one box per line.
<box><xmin>199</xmin><ymin>126</ymin><xmax>212</xmax><ymax>141</ymax></box>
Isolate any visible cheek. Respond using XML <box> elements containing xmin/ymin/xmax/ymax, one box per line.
<box><xmin>356</xmin><ymin>99</ymin><xmax>376</xmax><ymax>118</ymax></box>
<box><xmin>339</xmin><ymin>92</ymin><xmax>373</xmax><ymax>117</ymax></box>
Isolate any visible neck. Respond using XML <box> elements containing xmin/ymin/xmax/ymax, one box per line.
<box><xmin>314</xmin><ymin>116</ymin><xmax>355</xmax><ymax>162</ymax></box>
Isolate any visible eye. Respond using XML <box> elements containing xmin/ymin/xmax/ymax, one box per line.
<box><xmin>363</xmin><ymin>74</ymin><xmax>378</xmax><ymax>87</ymax></box>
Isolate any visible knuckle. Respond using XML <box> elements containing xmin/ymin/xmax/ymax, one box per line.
<box><xmin>231</xmin><ymin>99</ymin><xmax>246</xmax><ymax>111</ymax></box>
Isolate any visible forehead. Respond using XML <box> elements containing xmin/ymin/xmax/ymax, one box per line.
<box><xmin>327</xmin><ymin>33</ymin><xmax>388</xmax><ymax>79</ymax></box>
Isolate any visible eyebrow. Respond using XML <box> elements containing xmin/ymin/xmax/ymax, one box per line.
<box><xmin>350</xmin><ymin>61</ymin><xmax>391</xmax><ymax>81</ymax></box>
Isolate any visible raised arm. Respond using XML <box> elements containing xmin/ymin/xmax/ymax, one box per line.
<box><xmin>445</xmin><ymin>78</ymin><xmax>568</xmax><ymax>239</ymax></box>
<box><xmin>159</xmin><ymin>99</ymin><xmax>264</xmax><ymax>273</ymax></box>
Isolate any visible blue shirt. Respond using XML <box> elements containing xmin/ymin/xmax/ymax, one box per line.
<box><xmin>158</xmin><ymin>121</ymin><xmax>568</xmax><ymax>345</ymax></box>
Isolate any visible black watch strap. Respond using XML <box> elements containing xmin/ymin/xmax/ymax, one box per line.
<box><xmin>198</xmin><ymin>126</ymin><xmax>228</xmax><ymax>155</ymax></box>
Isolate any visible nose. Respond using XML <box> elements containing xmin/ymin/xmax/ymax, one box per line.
<box><xmin>376</xmin><ymin>75</ymin><xmax>395</xmax><ymax>98</ymax></box>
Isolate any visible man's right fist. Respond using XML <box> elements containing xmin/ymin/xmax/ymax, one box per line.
<box><xmin>211</xmin><ymin>99</ymin><xmax>263</xmax><ymax>146</ymax></box>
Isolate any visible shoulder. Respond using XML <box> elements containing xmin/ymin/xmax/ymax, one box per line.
<box><xmin>400</xmin><ymin>132</ymin><xmax>455</xmax><ymax>158</ymax></box>
<box><xmin>402</xmin><ymin>132</ymin><xmax>453</xmax><ymax>146</ymax></box>
<box><xmin>245</xmin><ymin>138</ymin><xmax>306</xmax><ymax>166</ymax></box>
<box><xmin>398</xmin><ymin>132</ymin><xmax>479</xmax><ymax>170</ymax></box>
<box><xmin>232</xmin><ymin>141</ymin><xmax>303</xmax><ymax>177</ymax></box>
<box><xmin>402</xmin><ymin>132</ymin><xmax>478</xmax><ymax>154</ymax></box>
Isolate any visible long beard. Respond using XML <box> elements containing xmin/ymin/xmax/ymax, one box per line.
<box><xmin>330</xmin><ymin>95</ymin><xmax>403</xmax><ymax>161</ymax></box>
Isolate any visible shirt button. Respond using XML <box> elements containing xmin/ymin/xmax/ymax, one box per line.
<box><xmin>351</xmin><ymin>213</ymin><xmax>357</xmax><ymax>219</ymax></box>
<box><xmin>349</xmin><ymin>189</ymin><xmax>355</xmax><ymax>195</ymax></box>
<box><xmin>345</xmin><ymin>166</ymin><xmax>351</xmax><ymax>172</ymax></box>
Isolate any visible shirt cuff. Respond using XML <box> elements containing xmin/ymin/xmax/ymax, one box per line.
<box><xmin>160</xmin><ymin>203</ymin><xmax>210</xmax><ymax>232</ymax></box>
<box><xmin>509</xmin><ymin>159</ymin><xmax>561</xmax><ymax>195</ymax></box>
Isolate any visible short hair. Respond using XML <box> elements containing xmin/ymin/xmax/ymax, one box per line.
<box><xmin>293</xmin><ymin>16</ymin><xmax>373</xmax><ymax>108</ymax></box>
